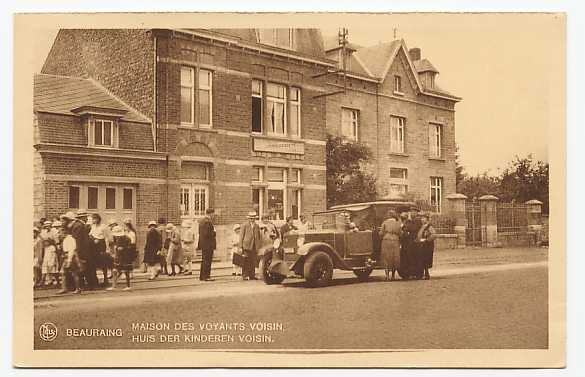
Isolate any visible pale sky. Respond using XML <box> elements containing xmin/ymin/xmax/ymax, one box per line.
<box><xmin>32</xmin><ymin>14</ymin><xmax>561</xmax><ymax>175</ymax></box>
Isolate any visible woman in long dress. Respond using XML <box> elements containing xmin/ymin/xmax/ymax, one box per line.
<box><xmin>416</xmin><ymin>213</ymin><xmax>437</xmax><ymax>280</ymax></box>
<box><xmin>165</xmin><ymin>223</ymin><xmax>184</xmax><ymax>276</ymax></box>
<box><xmin>379</xmin><ymin>210</ymin><xmax>402</xmax><ymax>281</ymax></box>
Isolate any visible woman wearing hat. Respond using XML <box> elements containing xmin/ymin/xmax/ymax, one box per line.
<box><xmin>165</xmin><ymin>223</ymin><xmax>184</xmax><ymax>276</ymax></box>
<box><xmin>181</xmin><ymin>220</ymin><xmax>196</xmax><ymax>275</ymax></box>
<box><xmin>379</xmin><ymin>210</ymin><xmax>402</xmax><ymax>281</ymax></box>
<box><xmin>107</xmin><ymin>225</ymin><xmax>135</xmax><ymax>291</ymax></box>
<box><xmin>415</xmin><ymin>213</ymin><xmax>437</xmax><ymax>280</ymax></box>
<box><xmin>90</xmin><ymin>213</ymin><xmax>112</xmax><ymax>286</ymax></box>
<box><xmin>144</xmin><ymin>221</ymin><xmax>162</xmax><ymax>280</ymax></box>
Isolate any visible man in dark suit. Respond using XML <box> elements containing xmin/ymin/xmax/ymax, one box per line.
<box><xmin>239</xmin><ymin>211</ymin><xmax>261</xmax><ymax>280</ymax></box>
<box><xmin>197</xmin><ymin>208</ymin><xmax>216</xmax><ymax>281</ymax></box>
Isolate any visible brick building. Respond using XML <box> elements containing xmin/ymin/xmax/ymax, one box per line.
<box><xmin>323</xmin><ymin>37</ymin><xmax>461</xmax><ymax>212</ymax></box>
<box><xmin>35</xmin><ymin>28</ymin><xmax>332</xmax><ymax>260</ymax></box>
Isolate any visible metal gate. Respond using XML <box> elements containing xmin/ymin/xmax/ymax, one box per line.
<box><xmin>465</xmin><ymin>201</ymin><xmax>483</xmax><ymax>246</ymax></box>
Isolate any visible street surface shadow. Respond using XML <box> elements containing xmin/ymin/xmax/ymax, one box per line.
<box><xmin>281</xmin><ymin>275</ymin><xmax>438</xmax><ymax>288</ymax></box>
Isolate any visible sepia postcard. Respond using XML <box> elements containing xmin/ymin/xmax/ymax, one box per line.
<box><xmin>13</xmin><ymin>12</ymin><xmax>566</xmax><ymax>368</ymax></box>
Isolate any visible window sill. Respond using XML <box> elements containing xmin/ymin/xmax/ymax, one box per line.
<box><xmin>388</xmin><ymin>152</ymin><xmax>409</xmax><ymax>157</ymax></box>
<box><xmin>178</xmin><ymin>125</ymin><xmax>217</xmax><ymax>134</ymax></box>
<box><xmin>428</xmin><ymin>156</ymin><xmax>446</xmax><ymax>161</ymax></box>
<box><xmin>88</xmin><ymin>145</ymin><xmax>116</xmax><ymax>150</ymax></box>
<box><xmin>393</xmin><ymin>91</ymin><xmax>405</xmax><ymax>96</ymax></box>
<box><xmin>254</xmin><ymin>134</ymin><xmax>303</xmax><ymax>142</ymax></box>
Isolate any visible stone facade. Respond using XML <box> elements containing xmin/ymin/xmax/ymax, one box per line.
<box><xmin>325</xmin><ymin>40</ymin><xmax>460</xmax><ymax>212</ymax></box>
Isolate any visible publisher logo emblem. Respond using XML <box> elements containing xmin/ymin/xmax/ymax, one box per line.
<box><xmin>39</xmin><ymin>322</ymin><xmax>58</xmax><ymax>342</ymax></box>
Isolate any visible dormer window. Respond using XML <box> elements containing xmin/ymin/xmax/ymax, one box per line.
<box><xmin>257</xmin><ymin>29</ymin><xmax>294</xmax><ymax>50</ymax></box>
<box><xmin>88</xmin><ymin>119</ymin><xmax>118</xmax><ymax>148</ymax></box>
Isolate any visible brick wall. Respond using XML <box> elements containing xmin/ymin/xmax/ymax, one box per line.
<box><xmin>41</xmin><ymin>154</ymin><xmax>167</xmax><ymax>179</ymax></box>
<box><xmin>42</xmin><ymin>29</ymin><xmax>154</xmax><ymax>120</ymax></box>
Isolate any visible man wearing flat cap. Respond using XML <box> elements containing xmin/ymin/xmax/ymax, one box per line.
<box><xmin>239</xmin><ymin>211</ymin><xmax>261</xmax><ymax>280</ymax></box>
<box><xmin>197</xmin><ymin>208</ymin><xmax>217</xmax><ymax>281</ymax></box>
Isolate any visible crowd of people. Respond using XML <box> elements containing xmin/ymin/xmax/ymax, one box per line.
<box><xmin>33</xmin><ymin>205</ymin><xmax>435</xmax><ymax>294</ymax></box>
<box><xmin>378</xmin><ymin>210</ymin><xmax>437</xmax><ymax>281</ymax></box>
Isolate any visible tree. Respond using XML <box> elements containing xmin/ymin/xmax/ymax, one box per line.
<box><xmin>457</xmin><ymin>154</ymin><xmax>549</xmax><ymax>213</ymax></box>
<box><xmin>326</xmin><ymin>135</ymin><xmax>377</xmax><ymax>207</ymax></box>
<box><xmin>498</xmin><ymin>155</ymin><xmax>549</xmax><ymax>213</ymax></box>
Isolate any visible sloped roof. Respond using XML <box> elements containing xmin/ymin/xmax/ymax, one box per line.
<box><xmin>353</xmin><ymin>40</ymin><xmax>402</xmax><ymax>79</ymax></box>
<box><xmin>201</xmin><ymin>29</ymin><xmax>327</xmax><ymax>59</ymax></box>
<box><xmin>414</xmin><ymin>58</ymin><xmax>439</xmax><ymax>73</ymax></box>
<box><xmin>34</xmin><ymin>73</ymin><xmax>151</xmax><ymax>123</ymax></box>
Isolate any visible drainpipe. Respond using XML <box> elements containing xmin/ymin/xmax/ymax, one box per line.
<box><xmin>375</xmin><ymin>83</ymin><xmax>380</xmax><ymax>196</ymax></box>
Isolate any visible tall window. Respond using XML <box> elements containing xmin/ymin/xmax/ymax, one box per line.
<box><xmin>87</xmin><ymin>186</ymin><xmax>98</xmax><ymax>210</ymax></box>
<box><xmin>430</xmin><ymin>177</ymin><xmax>443</xmax><ymax>213</ymax></box>
<box><xmin>251</xmin><ymin>80</ymin><xmax>263</xmax><ymax>133</ymax></box>
<box><xmin>341</xmin><ymin>108</ymin><xmax>359</xmax><ymax>141</ymax></box>
<box><xmin>389</xmin><ymin>168</ymin><xmax>408</xmax><ymax>199</ymax></box>
<box><xmin>390</xmin><ymin>116</ymin><xmax>405</xmax><ymax>153</ymax></box>
<box><xmin>123</xmin><ymin>188</ymin><xmax>133</xmax><ymax>210</ymax></box>
<box><xmin>257</xmin><ymin>29</ymin><xmax>294</xmax><ymax>49</ymax></box>
<box><xmin>198</xmin><ymin>69</ymin><xmax>212</xmax><ymax>127</ymax></box>
<box><xmin>180</xmin><ymin>66</ymin><xmax>213</xmax><ymax>127</ymax></box>
<box><xmin>394</xmin><ymin>75</ymin><xmax>402</xmax><ymax>94</ymax></box>
<box><xmin>105</xmin><ymin>187</ymin><xmax>116</xmax><ymax>210</ymax></box>
<box><xmin>88</xmin><ymin>119</ymin><xmax>116</xmax><ymax>147</ymax></box>
<box><xmin>429</xmin><ymin>123</ymin><xmax>443</xmax><ymax>158</ymax></box>
<box><xmin>266</xmin><ymin>83</ymin><xmax>287</xmax><ymax>135</ymax></box>
<box><xmin>68</xmin><ymin>186</ymin><xmax>80</xmax><ymax>209</ymax></box>
<box><xmin>180</xmin><ymin>67</ymin><xmax>194</xmax><ymax>124</ymax></box>
<box><xmin>289</xmin><ymin>87</ymin><xmax>301</xmax><ymax>138</ymax></box>
<box><xmin>180</xmin><ymin>184</ymin><xmax>209</xmax><ymax>218</ymax></box>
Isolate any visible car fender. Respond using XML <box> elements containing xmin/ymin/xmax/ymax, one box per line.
<box><xmin>292</xmin><ymin>242</ymin><xmax>350</xmax><ymax>272</ymax></box>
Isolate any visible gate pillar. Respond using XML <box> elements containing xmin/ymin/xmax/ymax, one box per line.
<box><xmin>525</xmin><ymin>199</ymin><xmax>543</xmax><ymax>246</ymax></box>
<box><xmin>479</xmin><ymin>195</ymin><xmax>499</xmax><ymax>247</ymax></box>
<box><xmin>446</xmin><ymin>193</ymin><xmax>467</xmax><ymax>248</ymax></box>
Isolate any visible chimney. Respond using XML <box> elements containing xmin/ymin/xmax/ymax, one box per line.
<box><xmin>409</xmin><ymin>48</ymin><xmax>421</xmax><ymax>61</ymax></box>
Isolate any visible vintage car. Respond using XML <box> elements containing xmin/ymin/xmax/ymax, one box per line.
<box><xmin>259</xmin><ymin>200</ymin><xmax>417</xmax><ymax>287</ymax></box>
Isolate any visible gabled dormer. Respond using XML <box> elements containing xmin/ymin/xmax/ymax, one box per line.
<box><xmin>409</xmin><ymin>48</ymin><xmax>439</xmax><ymax>91</ymax></box>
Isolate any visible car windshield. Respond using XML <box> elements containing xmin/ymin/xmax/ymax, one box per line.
<box><xmin>312</xmin><ymin>202</ymin><xmax>415</xmax><ymax>231</ymax></box>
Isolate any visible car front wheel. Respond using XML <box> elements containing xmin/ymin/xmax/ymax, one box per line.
<box><xmin>303</xmin><ymin>251</ymin><xmax>333</xmax><ymax>287</ymax></box>
<box><xmin>260</xmin><ymin>252</ymin><xmax>286</xmax><ymax>285</ymax></box>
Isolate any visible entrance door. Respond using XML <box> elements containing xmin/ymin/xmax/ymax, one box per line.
<box><xmin>266</xmin><ymin>167</ymin><xmax>287</xmax><ymax>220</ymax></box>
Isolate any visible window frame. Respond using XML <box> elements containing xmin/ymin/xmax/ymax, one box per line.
<box><xmin>68</xmin><ymin>185</ymin><xmax>80</xmax><ymax>209</ymax></box>
<box><xmin>341</xmin><ymin>107</ymin><xmax>359</xmax><ymax>142</ymax></box>
<box><xmin>390</xmin><ymin>116</ymin><xmax>406</xmax><ymax>153</ymax></box>
<box><xmin>388</xmin><ymin>168</ymin><xmax>408</xmax><ymax>199</ymax></box>
<box><xmin>256</xmin><ymin>29</ymin><xmax>294</xmax><ymax>50</ymax></box>
<box><xmin>104</xmin><ymin>186</ymin><xmax>117</xmax><ymax>210</ymax></box>
<box><xmin>429</xmin><ymin>122</ymin><xmax>443</xmax><ymax>158</ymax></box>
<box><xmin>88</xmin><ymin>119</ymin><xmax>116</xmax><ymax>148</ymax></box>
<box><xmin>251</xmin><ymin>79</ymin><xmax>263</xmax><ymax>134</ymax></box>
<box><xmin>180</xmin><ymin>183</ymin><xmax>210</xmax><ymax>219</ymax></box>
<box><xmin>289</xmin><ymin>87</ymin><xmax>302</xmax><ymax>138</ymax></box>
<box><xmin>393</xmin><ymin>75</ymin><xmax>403</xmax><ymax>95</ymax></box>
<box><xmin>430</xmin><ymin>176</ymin><xmax>443</xmax><ymax>213</ymax></box>
<box><xmin>198</xmin><ymin>69</ymin><xmax>213</xmax><ymax>128</ymax></box>
<box><xmin>122</xmin><ymin>187</ymin><xmax>134</xmax><ymax>210</ymax></box>
<box><xmin>266</xmin><ymin>82</ymin><xmax>288</xmax><ymax>136</ymax></box>
<box><xmin>87</xmin><ymin>186</ymin><xmax>99</xmax><ymax>210</ymax></box>
<box><xmin>180</xmin><ymin>66</ymin><xmax>213</xmax><ymax>129</ymax></box>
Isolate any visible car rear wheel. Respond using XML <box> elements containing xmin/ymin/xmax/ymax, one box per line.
<box><xmin>353</xmin><ymin>268</ymin><xmax>373</xmax><ymax>281</ymax></box>
<box><xmin>260</xmin><ymin>252</ymin><xmax>286</xmax><ymax>285</ymax></box>
<box><xmin>303</xmin><ymin>251</ymin><xmax>333</xmax><ymax>287</ymax></box>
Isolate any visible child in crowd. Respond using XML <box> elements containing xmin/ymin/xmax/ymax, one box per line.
<box><xmin>33</xmin><ymin>227</ymin><xmax>43</xmax><ymax>287</ymax></box>
<box><xmin>107</xmin><ymin>226</ymin><xmax>135</xmax><ymax>291</ymax></box>
<box><xmin>41</xmin><ymin>238</ymin><xmax>60</xmax><ymax>286</ymax></box>
<box><xmin>230</xmin><ymin>224</ymin><xmax>242</xmax><ymax>277</ymax></box>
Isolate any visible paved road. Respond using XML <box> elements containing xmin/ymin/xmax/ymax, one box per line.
<box><xmin>34</xmin><ymin>249</ymin><xmax>548</xmax><ymax>350</ymax></box>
